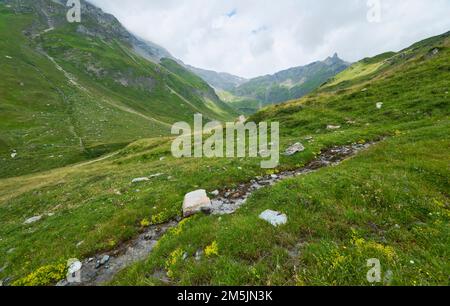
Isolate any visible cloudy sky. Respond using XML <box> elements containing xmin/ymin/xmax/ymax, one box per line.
<box><xmin>89</xmin><ymin>0</ymin><xmax>450</xmax><ymax>78</ymax></box>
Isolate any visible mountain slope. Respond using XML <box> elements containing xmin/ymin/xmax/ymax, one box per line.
<box><xmin>0</xmin><ymin>0</ymin><xmax>236</xmax><ymax>178</ymax></box>
<box><xmin>230</xmin><ymin>53</ymin><xmax>350</xmax><ymax>107</ymax></box>
<box><xmin>187</xmin><ymin>65</ymin><xmax>247</xmax><ymax>91</ymax></box>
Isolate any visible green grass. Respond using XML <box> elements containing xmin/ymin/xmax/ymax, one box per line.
<box><xmin>0</xmin><ymin>2</ymin><xmax>448</xmax><ymax>286</ymax></box>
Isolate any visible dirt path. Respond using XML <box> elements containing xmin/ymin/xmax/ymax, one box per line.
<box><xmin>68</xmin><ymin>141</ymin><xmax>377</xmax><ymax>286</ymax></box>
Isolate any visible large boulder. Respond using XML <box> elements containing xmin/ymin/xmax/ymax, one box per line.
<box><xmin>182</xmin><ymin>190</ymin><xmax>212</xmax><ymax>217</ymax></box>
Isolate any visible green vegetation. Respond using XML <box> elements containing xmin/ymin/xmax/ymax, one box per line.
<box><xmin>217</xmin><ymin>90</ymin><xmax>261</xmax><ymax>115</ymax></box>
<box><xmin>0</xmin><ymin>1</ymin><xmax>235</xmax><ymax>179</ymax></box>
<box><xmin>228</xmin><ymin>54</ymin><xmax>349</xmax><ymax>109</ymax></box>
<box><xmin>0</xmin><ymin>0</ymin><xmax>448</xmax><ymax>287</ymax></box>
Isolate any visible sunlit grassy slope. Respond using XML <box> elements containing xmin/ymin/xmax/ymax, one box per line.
<box><xmin>0</xmin><ymin>13</ymin><xmax>448</xmax><ymax>286</ymax></box>
<box><xmin>0</xmin><ymin>2</ymin><xmax>236</xmax><ymax>179</ymax></box>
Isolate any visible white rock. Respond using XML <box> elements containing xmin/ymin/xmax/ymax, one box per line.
<box><xmin>131</xmin><ymin>177</ymin><xmax>150</xmax><ymax>183</ymax></box>
<box><xmin>284</xmin><ymin>143</ymin><xmax>305</xmax><ymax>156</ymax></box>
<box><xmin>210</xmin><ymin>190</ymin><xmax>220</xmax><ymax>196</ymax></box>
<box><xmin>327</xmin><ymin>125</ymin><xmax>341</xmax><ymax>130</ymax></box>
<box><xmin>5</xmin><ymin>55</ymin><xmax>12</xmax><ymax>59</ymax></box>
<box><xmin>24</xmin><ymin>215</ymin><xmax>42</xmax><ymax>224</ymax></box>
<box><xmin>259</xmin><ymin>210</ymin><xmax>287</xmax><ymax>227</ymax></box>
<box><xmin>10</xmin><ymin>152</ymin><xmax>17</xmax><ymax>159</ymax></box>
<box><xmin>376</xmin><ymin>102</ymin><xmax>383</xmax><ymax>109</ymax></box>
<box><xmin>149</xmin><ymin>173</ymin><xmax>163</xmax><ymax>179</ymax></box>
<box><xmin>68</xmin><ymin>260</ymin><xmax>82</xmax><ymax>275</ymax></box>
<box><xmin>182</xmin><ymin>189</ymin><xmax>212</xmax><ymax>217</ymax></box>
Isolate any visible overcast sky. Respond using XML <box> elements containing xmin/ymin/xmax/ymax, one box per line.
<box><xmin>89</xmin><ymin>0</ymin><xmax>450</xmax><ymax>78</ymax></box>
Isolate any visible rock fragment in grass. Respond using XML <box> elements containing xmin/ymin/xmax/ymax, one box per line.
<box><xmin>210</xmin><ymin>190</ymin><xmax>219</xmax><ymax>197</ymax></box>
<box><xmin>23</xmin><ymin>215</ymin><xmax>42</xmax><ymax>225</ymax></box>
<box><xmin>132</xmin><ymin>177</ymin><xmax>150</xmax><ymax>183</ymax></box>
<box><xmin>284</xmin><ymin>143</ymin><xmax>305</xmax><ymax>156</ymax></box>
<box><xmin>327</xmin><ymin>125</ymin><xmax>341</xmax><ymax>130</ymax></box>
<box><xmin>259</xmin><ymin>210</ymin><xmax>288</xmax><ymax>227</ymax></box>
<box><xmin>182</xmin><ymin>189</ymin><xmax>212</xmax><ymax>217</ymax></box>
<box><xmin>376</xmin><ymin>102</ymin><xmax>384</xmax><ymax>109</ymax></box>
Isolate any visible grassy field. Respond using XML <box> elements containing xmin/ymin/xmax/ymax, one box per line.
<box><xmin>0</xmin><ymin>5</ymin><xmax>448</xmax><ymax>286</ymax></box>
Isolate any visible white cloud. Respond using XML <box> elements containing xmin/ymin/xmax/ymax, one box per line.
<box><xmin>89</xmin><ymin>0</ymin><xmax>450</xmax><ymax>78</ymax></box>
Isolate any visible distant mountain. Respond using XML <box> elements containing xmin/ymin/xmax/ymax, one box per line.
<box><xmin>230</xmin><ymin>53</ymin><xmax>350</xmax><ymax>107</ymax></box>
<box><xmin>0</xmin><ymin>0</ymin><xmax>236</xmax><ymax>178</ymax></box>
<box><xmin>187</xmin><ymin>66</ymin><xmax>247</xmax><ymax>91</ymax></box>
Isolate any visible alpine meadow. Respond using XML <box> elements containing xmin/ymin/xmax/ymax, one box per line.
<box><xmin>0</xmin><ymin>0</ymin><xmax>448</xmax><ymax>291</ymax></box>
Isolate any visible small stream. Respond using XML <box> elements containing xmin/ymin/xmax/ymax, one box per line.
<box><xmin>67</xmin><ymin>141</ymin><xmax>375</xmax><ymax>286</ymax></box>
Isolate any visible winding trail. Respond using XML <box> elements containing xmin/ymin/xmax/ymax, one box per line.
<box><xmin>68</xmin><ymin>141</ymin><xmax>377</xmax><ymax>286</ymax></box>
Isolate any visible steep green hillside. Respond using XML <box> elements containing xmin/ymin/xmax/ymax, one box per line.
<box><xmin>217</xmin><ymin>90</ymin><xmax>261</xmax><ymax>115</ymax></box>
<box><xmin>0</xmin><ymin>29</ymin><xmax>448</xmax><ymax>286</ymax></box>
<box><xmin>229</xmin><ymin>53</ymin><xmax>350</xmax><ymax>108</ymax></box>
<box><xmin>0</xmin><ymin>0</ymin><xmax>236</xmax><ymax>178</ymax></box>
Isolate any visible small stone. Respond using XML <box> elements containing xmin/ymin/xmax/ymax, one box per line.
<box><xmin>270</xmin><ymin>174</ymin><xmax>278</xmax><ymax>179</ymax></box>
<box><xmin>88</xmin><ymin>258</ymin><xmax>94</xmax><ymax>262</ymax></box>
<box><xmin>132</xmin><ymin>177</ymin><xmax>149</xmax><ymax>183</ymax></box>
<box><xmin>68</xmin><ymin>260</ymin><xmax>82</xmax><ymax>275</ymax></box>
<box><xmin>410</xmin><ymin>260</ymin><xmax>415</xmax><ymax>264</ymax></box>
<box><xmin>284</xmin><ymin>143</ymin><xmax>305</xmax><ymax>156</ymax></box>
<box><xmin>327</xmin><ymin>125</ymin><xmax>341</xmax><ymax>130</ymax></box>
<box><xmin>149</xmin><ymin>173</ymin><xmax>164</xmax><ymax>179</ymax></box>
<box><xmin>259</xmin><ymin>210</ymin><xmax>288</xmax><ymax>227</ymax></box>
<box><xmin>24</xmin><ymin>215</ymin><xmax>42</xmax><ymax>224</ymax></box>
<box><xmin>159</xmin><ymin>157</ymin><xmax>165</xmax><ymax>161</ymax></box>
<box><xmin>143</xmin><ymin>233</ymin><xmax>153</xmax><ymax>241</ymax></box>
<box><xmin>100</xmin><ymin>255</ymin><xmax>110</xmax><ymax>265</ymax></box>
<box><xmin>5</xmin><ymin>55</ymin><xmax>12</xmax><ymax>59</ymax></box>
<box><xmin>10</xmin><ymin>152</ymin><xmax>17</xmax><ymax>159</ymax></box>
<box><xmin>182</xmin><ymin>252</ymin><xmax>188</xmax><ymax>260</ymax></box>
<box><xmin>195</xmin><ymin>250</ymin><xmax>203</xmax><ymax>261</ymax></box>
<box><xmin>376</xmin><ymin>102</ymin><xmax>383</xmax><ymax>109</ymax></box>
<box><xmin>210</xmin><ymin>190</ymin><xmax>220</xmax><ymax>197</ymax></box>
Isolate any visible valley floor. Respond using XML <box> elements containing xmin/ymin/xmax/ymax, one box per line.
<box><xmin>0</xmin><ymin>117</ymin><xmax>448</xmax><ymax>286</ymax></box>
